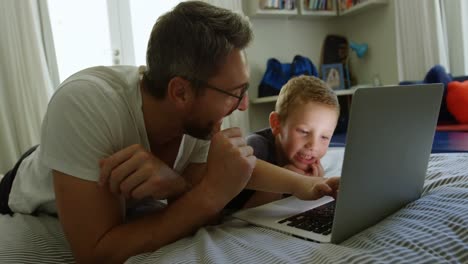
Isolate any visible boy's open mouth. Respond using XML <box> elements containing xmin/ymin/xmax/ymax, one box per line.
<box><xmin>294</xmin><ymin>152</ymin><xmax>316</xmax><ymax>164</ymax></box>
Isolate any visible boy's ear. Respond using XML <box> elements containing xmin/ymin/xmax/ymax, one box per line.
<box><xmin>269</xmin><ymin>111</ymin><xmax>282</xmax><ymax>135</ymax></box>
<box><xmin>167</xmin><ymin>77</ymin><xmax>194</xmax><ymax>109</ymax></box>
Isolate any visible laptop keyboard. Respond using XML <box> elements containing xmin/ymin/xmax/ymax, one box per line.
<box><xmin>278</xmin><ymin>201</ymin><xmax>335</xmax><ymax>235</ymax></box>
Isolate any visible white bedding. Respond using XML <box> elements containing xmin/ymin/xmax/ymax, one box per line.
<box><xmin>0</xmin><ymin>152</ymin><xmax>467</xmax><ymax>263</ymax></box>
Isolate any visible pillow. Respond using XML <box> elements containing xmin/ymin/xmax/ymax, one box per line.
<box><xmin>446</xmin><ymin>81</ymin><xmax>468</xmax><ymax>124</ymax></box>
<box><xmin>423</xmin><ymin>65</ymin><xmax>456</xmax><ymax>123</ymax></box>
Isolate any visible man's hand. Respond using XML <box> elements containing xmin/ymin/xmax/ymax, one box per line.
<box><xmin>292</xmin><ymin>176</ymin><xmax>340</xmax><ymax>200</ymax></box>
<box><xmin>99</xmin><ymin>144</ymin><xmax>188</xmax><ymax>200</ymax></box>
<box><xmin>200</xmin><ymin>128</ymin><xmax>257</xmax><ymax>207</ymax></box>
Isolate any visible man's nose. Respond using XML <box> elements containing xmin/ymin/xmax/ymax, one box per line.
<box><xmin>237</xmin><ymin>92</ymin><xmax>249</xmax><ymax>111</ymax></box>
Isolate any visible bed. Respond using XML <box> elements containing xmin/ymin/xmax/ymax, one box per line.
<box><xmin>0</xmin><ymin>149</ymin><xmax>467</xmax><ymax>263</ymax></box>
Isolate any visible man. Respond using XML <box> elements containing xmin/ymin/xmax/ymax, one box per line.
<box><xmin>0</xmin><ymin>2</ymin><xmax>338</xmax><ymax>263</ymax></box>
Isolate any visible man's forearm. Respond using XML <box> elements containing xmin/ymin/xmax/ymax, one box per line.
<box><xmin>91</xmin><ymin>183</ymin><xmax>221</xmax><ymax>263</ymax></box>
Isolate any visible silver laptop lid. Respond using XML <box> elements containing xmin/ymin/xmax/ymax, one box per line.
<box><xmin>331</xmin><ymin>84</ymin><xmax>443</xmax><ymax>243</ymax></box>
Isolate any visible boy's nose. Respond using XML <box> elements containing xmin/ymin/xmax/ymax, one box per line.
<box><xmin>305</xmin><ymin>137</ymin><xmax>318</xmax><ymax>150</ymax></box>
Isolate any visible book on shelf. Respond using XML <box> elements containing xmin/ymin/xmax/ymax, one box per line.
<box><xmin>338</xmin><ymin>0</ymin><xmax>369</xmax><ymax>11</ymax></box>
<box><xmin>259</xmin><ymin>0</ymin><xmax>296</xmax><ymax>10</ymax></box>
<box><xmin>303</xmin><ymin>0</ymin><xmax>335</xmax><ymax>11</ymax></box>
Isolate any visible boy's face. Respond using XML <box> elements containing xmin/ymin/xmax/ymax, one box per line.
<box><xmin>271</xmin><ymin>102</ymin><xmax>338</xmax><ymax>172</ymax></box>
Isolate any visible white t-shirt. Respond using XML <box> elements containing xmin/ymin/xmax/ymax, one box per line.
<box><xmin>9</xmin><ymin>66</ymin><xmax>210</xmax><ymax>214</ymax></box>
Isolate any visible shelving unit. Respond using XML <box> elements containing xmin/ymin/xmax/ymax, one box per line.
<box><xmin>243</xmin><ymin>0</ymin><xmax>387</xmax><ymax>18</ymax></box>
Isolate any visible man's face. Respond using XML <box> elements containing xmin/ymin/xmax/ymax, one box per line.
<box><xmin>275</xmin><ymin>102</ymin><xmax>338</xmax><ymax>171</ymax></box>
<box><xmin>184</xmin><ymin>49</ymin><xmax>250</xmax><ymax>140</ymax></box>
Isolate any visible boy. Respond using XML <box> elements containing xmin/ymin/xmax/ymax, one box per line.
<box><xmin>227</xmin><ymin>75</ymin><xmax>340</xmax><ymax>209</ymax></box>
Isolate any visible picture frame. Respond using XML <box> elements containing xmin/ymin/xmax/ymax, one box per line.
<box><xmin>321</xmin><ymin>63</ymin><xmax>345</xmax><ymax>90</ymax></box>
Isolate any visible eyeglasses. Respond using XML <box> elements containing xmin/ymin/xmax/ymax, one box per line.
<box><xmin>201</xmin><ymin>81</ymin><xmax>249</xmax><ymax>110</ymax></box>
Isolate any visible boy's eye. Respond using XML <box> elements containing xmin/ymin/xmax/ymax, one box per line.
<box><xmin>321</xmin><ymin>136</ymin><xmax>330</xmax><ymax>140</ymax></box>
<box><xmin>297</xmin><ymin>129</ymin><xmax>308</xmax><ymax>135</ymax></box>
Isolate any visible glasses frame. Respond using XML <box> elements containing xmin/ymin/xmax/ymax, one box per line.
<box><xmin>199</xmin><ymin>81</ymin><xmax>249</xmax><ymax>110</ymax></box>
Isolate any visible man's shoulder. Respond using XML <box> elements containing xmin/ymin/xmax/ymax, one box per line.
<box><xmin>57</xmin><ymin>65</ymin><xmax>139</xmax><ymax>93</ymax></box>
<box><xmin>49</xmin><ymin>65</ymin><xmax>141</xmax><ymax>109</ymax></box>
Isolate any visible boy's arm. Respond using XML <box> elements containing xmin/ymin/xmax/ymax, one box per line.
<box><xmin>247</xmin><ymin>159</ymin><xmax>339</xmax><ymax>200</ymax></box>
<box><xmin>284</xmin><ymin>160</ymin><xmax>325</xmax><ymax>177</ymax></box>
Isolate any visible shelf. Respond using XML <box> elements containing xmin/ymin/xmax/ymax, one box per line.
<box><xmin>251</xmin><ymin>95</ymin><xmax>279</xmax><ymax>104</ymax></box>
<box><xmin>338</xmin><ymin>0</ymin><xmax>387</xmax><ymax>17</ymax></box>
<box><xmin>299</xmin><ymin>10</ymin><xmax>337</xmax><ymax>17</ymax></box>
<box><xmin>251</xmin><ymin>86</ymin><xmax>363</xmax><ymax>104</ymax></box>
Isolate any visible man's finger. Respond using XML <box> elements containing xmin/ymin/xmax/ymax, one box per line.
<box><xmin>99</xmin><ymin>145</ymin><xmax>140</xmax><ymax>186</ymax></box>
<box><xmin>108</xmin><ymin>156</ymin><xmax>141</xmax><ymax>193</ymax></box>
<box><xmin>239</xmin><ymin>145</ymin><xmax>254</xmax><ymax>157</ymax></box>
<box><xmin>220</xmin><ymin>127</ymin><xmax>242</xmax><ymax>138</ymax></box>
<box><xmin>120</xmin><ymin>169</ymin><xmax>148</xmax><ymax>198</ymax></box>
<box><xmin>229</xmin><ymin>136</ymin><xmax>247</xmax><ymax>148</ymax></box>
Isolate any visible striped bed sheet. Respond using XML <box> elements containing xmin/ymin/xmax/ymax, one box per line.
<box><xmin>0</xmin><ymin>153</ymin><xmax>467</xmax><ymax>263</ymax></box>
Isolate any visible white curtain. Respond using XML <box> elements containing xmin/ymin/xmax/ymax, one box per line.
<box><xmin>443</xmin><ymin>0</ymin><xmax>468</xmax><ymax>76</ymax></box>
<box><xmin>202</xmin><ymin>0</ymin><xmax>251</xmax><ymax>135</ymax></box>
<box><xmin>0</xmin><ymin>0</ymin><xmax>53</xmax><ymax>173</ymax></box>
<box><xmin>395</xmin><ymin>0</ymin><xmax>450</xmax><ymax>81</ymax></box>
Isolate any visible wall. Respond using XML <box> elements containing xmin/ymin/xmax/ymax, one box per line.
<box><xmin>246</xmin><ymin>18</ymin><xmax>338</xmax><ymax>131</ymax></box>
<box><xmin>334</xmin><ymin>0</ymin><xmax>398</xmax><ymax>86</ymax></box>
<box><xmin>245</xmin><ymin>2</ymin><xmax>398</xmax><ymax>132</ymax></box>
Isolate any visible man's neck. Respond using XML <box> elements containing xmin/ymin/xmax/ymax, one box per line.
<box><xmin>140</xmin><ymin>81</ymin><xmax>184</xmax><ymax>146</ymax></box>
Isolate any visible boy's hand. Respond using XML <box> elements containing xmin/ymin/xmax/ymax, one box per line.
<box><xmin>284</xmin><ymin>160</ymin><xmax>324</xmax><ymax>177</ymax></box>
<box><xmin>292</xmin><ymin>176</ymin><xmax>340</xmax><ymax>200</ymax></box>
<box><xmin>98</xmin><ymin>144</ymin><xmax>188</xmax><ymax>200</ymax></box>
<box><xmin>309</xmin><ymin>160</ymin><xmax>324</xmax><ymax>177</ymax></box>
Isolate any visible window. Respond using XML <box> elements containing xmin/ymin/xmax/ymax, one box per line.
<box><xmin>129</xmin><ymin>0</ymin><xmax>183</xmax><ymax>66</ymax></box>
<box><xmin>48</xmin><ymin>0</ymin><xmax>113</xmax><ymax>81</ymax></box>
<box><xmin>46</xmin><ymin>0</ymin><xmax>183</xmax><ymax>82</ymax></box>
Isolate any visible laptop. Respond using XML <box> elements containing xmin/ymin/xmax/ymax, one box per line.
<box><xmin>233</xmin><ymin>84</ymin><xmax>443</xmax><ymax>244</ymax></box>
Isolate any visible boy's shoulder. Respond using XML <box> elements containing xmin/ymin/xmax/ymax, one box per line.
<box><xmin>247</xmin><ymin>128</ymin><xmax>274</xmax><ymax>142</ymax></box>
<box><xmin>247</xmin><ymin>128</ymin><xmax>277</xmax><ymax>164</ymax></box>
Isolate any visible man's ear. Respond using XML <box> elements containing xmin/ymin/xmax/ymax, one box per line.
<box><xmin>167</xmin><ymin>77</ymin><xmax>193</xmax><ymax>109</ymax></box>
<box><xmin>269</xmin><ymin>111</ymin><xmax>282</xmax><ymax>135</ymax></box>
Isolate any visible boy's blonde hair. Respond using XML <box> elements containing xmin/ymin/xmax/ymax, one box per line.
<box><xmin>275</xmin><ymin>75</ymin><xmax>340</xmax><ymax>123</ymax></box>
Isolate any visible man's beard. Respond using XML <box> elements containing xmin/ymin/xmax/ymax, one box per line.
<box><xmin>184</xmin><ymin>119</ymin><xmax>218</xmax><ymax>140</ymax></box>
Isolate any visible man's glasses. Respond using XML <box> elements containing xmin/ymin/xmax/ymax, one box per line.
<box><xmin>201</xmin><ymin>81</ymin><xmax>249</xmax><ymax>110</ymax></box>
